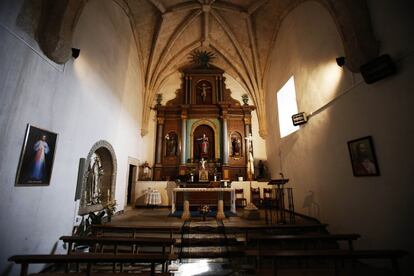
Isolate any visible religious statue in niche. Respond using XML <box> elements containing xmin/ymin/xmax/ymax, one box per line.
<box><xmin>165</xmin><ymin>132</ymin><xmax>178</xmax><ymax>157</ymax></box>
<box><xmin>197</xmin><ymin>133</ymin><xmax>209</xmax><ymax>159</ymax></box>
<box><xmin>140</xmin><ymin>161</ymin><xmax>152</xmax><ymax>181</ymax></box>
<box><xmin>231</xmin><ymin>133</ymin><xmax>242</xmax><ymax>158</ymax></box>
<box><xmin>86</xmin><ymin>153</ymin><xmax>104</xmax><ymax>205</ymax></box>
<box><xmin>196</xmin><ymin>81</ymin><xmax>212</xmax><ymax>104</ymax></box>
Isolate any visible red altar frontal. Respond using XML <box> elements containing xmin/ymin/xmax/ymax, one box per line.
<box><xmin>153</xmin><ymin>51</ymin><xmax>255</xmax><ymax>181</ymax></box>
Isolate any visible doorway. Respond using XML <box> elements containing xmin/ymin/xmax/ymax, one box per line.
<box><xmin>127</xmin><ymin>164</ymin><xmax>137</xmax><ymax>206</ymax></box>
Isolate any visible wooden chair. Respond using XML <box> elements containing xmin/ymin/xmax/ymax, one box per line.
<box><xmin>262</xmin><ymin>188</ymin><xmax>275</xmax><ymax>223</ymax></box>
<box><xmin>235</xmin><ymin>189</ymin><xmax>247</xmax><ymax>209</ymax></box>
<box><xmin>250</xmin><ymin>187</ymin><xmax>261</xmax><ymax>208</ymax></box>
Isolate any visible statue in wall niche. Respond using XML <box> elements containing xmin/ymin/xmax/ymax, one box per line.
<box><xmin>86</xmin><ymin>153</ymin><xmax>104</xmax><ymax>205</ymax></box>
<box><xmin>231</xmin><ymin>136</ymin><xmax>241</xmax><ymax>157</ymax></box>
<box><xmin>165</xmin><ymin>132</ymin><xmax>177</xmax><ymax>156</ymax></box>
<box><xmin>196</xmin><ymin>133</ymin><xmax>209</xmax><ymax>158</ymax></box>
<box><xmin>141</xmin><ymin>161</ymin><xmax>152</xmax><ymax>180</ymax></box>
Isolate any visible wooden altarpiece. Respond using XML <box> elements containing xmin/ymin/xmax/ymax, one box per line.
<box><xmin>153</xmin><ymin>64</ymin><xmax>255</xmax><ymax>181</ymax></box>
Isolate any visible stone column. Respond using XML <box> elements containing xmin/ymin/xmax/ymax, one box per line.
<box><xmin>244</xmin><ymin>119</ymin><xmax>251</xmax><ymax>157</ymax></box>
<box><xmin>221</xmin><ymin>109</ymin><xmax>230</xmax><ymax>179</ymax></box>
<box><xmin>156</xmin><ymin>118</ymin><xmax>164</xmax><ymax>164</ymax></box>
<box><xmin>216</xmin><ymin>199</ymin><xmax>226</xmax><ymax>220</ymax></box>
<box><xmin>179</xmin><ymin>113</ymin><xmax>188</xmax><ymax>175</ymax></box>
<box><xmin>181</xmin><ymin>200</ymin><xmax>190</xmax><ymax>220</ymax></box>
<box><xmin>181</xmin><ymin>116</ymin><xmax>187</xmax><ymax>164</ymax></box>
<box><xmin>154</xmin><ymin>117</ymin><xmax>164</xmax><ymax>180</ymax></box>
<box><xmin>222</xmin><ymin>115</ymin><xmax>229</xmax><ymax>164</ymax></box>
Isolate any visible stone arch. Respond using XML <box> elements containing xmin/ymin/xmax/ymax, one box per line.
<box><xmin>35</xmin><ymin>0</ymin><xmax>141</xmax><ymax>65</ymax></box>
<box><xmin>79</xmin><ymin>140</ymin><xmax>117</xmax><ymax>215</ymax></box>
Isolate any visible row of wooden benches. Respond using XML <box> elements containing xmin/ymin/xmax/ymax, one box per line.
<box><xmin>9</xmin><ymin>223</ymin><xmax>409</xmax><ymax>276</ymax></box>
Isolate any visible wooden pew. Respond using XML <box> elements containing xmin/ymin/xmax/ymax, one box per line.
<box><xmin>9</xmin><ymin>253</ymin><xmax>177</xmax><ymax>276</ymax></box>
<box><xmin>248</xmin><ymin>233</ymin><xmax>361</xmax><ymax>250</ymax></box>
<box><xmin>60</xmin><ymin>235</ymin><xmax>176</xmax><ymax>255</ymax></box>
<box><xmin>244</xmin><ymin>249</ymin><xmax>409</xmax><ymax>276</ymax></box>
<box><xmin>91</xmin><ymin>225</ymin><xmax>181</xmax><ymax>239</ymax></box>
<box><xmin>225</xmin><ymin>224</ymin><xmax>329</xmax><ymax>242</ymax></box>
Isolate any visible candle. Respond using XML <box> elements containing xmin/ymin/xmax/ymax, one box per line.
<box><xmin>107</xmin><ymin>189</ymin><xmax>110</xmax><ymax>199</ymax></box>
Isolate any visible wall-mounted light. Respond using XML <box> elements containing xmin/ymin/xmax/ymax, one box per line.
<box><xmin>71</xmin><ymin>48</ymin><xmax>80</xmax><ymax>59</ymax></box>
<box><xmin>292</xmin><ymin>112</ymin><xmax>308</xmax><ymax>126</ymax></box>
<box><xmin>336</xmin><ymin>56</ymin><xmax>345</xmax><ymax>67</ymax></box>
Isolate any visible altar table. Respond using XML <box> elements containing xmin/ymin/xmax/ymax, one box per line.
<box><xmin>171</xmin><ymin>188</ymin><xmax>236</xmax><ymax>214</ymax></box>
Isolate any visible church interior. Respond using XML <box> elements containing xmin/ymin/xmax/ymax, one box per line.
<box><xmin>1</xmin><ymin>0</ymin><xmax>414</xmax><ymax>275</ymax></box>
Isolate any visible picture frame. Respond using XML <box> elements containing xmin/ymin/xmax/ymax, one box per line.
<box><xmin>347</xmin><ymin>136</ymin><xmax>379</xmax><ymax>177</ymax></box>
<box><xmin>15</xmin><ymin>124</ymin><xmax>58</xmax><ymax>186</ymax></box>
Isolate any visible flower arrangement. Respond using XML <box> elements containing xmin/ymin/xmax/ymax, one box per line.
<box><xmin>198</xmin><ymin>204</ymin><xmax>210</xmax><ymax>221</ymax></box>
<box><xmin>103</xmin><ymin>200</ymin><xmax>117</xmax><ymax>221</ymax></box>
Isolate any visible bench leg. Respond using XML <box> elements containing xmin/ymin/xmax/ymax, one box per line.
<box><xmin>272</xmin><ymin>258</ymin><xmax>278</xmax><ymax>276</ymax></box>
<box><xmin>150</xmin><ymin>262</ymin><xmax>155</xmax><ymax>276</ymax></box>
<box><xmin>391</xmin><ymin>258</ymin><xmax>401</xmax><ymax>276</ymax></box>
<box><xmin>20</xmin><ymin>263</ymin><xmax>28</xmax><ymax>276</ymax></box>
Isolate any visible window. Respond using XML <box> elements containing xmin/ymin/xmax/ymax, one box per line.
<box><xmin>277</xmin><ymin>76</ymin><xmax>299</xmax><ymax>138</ymax></box>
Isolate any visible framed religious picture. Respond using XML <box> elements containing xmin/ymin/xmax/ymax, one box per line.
<box><xmin>347</xmin><ymin>136</ymin><xmax>380</xmax><ymax>177</ymax></box>
<box><xmin>15</xmin><ymin>124</ymin><xmax>58</xmax><ymax>186</ymax></box>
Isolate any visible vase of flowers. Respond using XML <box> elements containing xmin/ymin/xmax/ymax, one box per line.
<box><xmin>199</xmin><ymin>204</ymin><xmax>210</xmax><ymax>221</ymax></box>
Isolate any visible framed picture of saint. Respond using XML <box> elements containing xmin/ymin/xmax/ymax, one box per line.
<box><xmin>347</xmin><ymin>136</ymin><xmax>380</xmax><ymax>177</ymax></box>
<box><xmin>15</xmin><ymin>124</ymin><xmax>58</xmax><ymax>186</ymax></box>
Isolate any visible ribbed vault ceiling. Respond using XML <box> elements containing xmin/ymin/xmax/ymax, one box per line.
<box><xmin>30</xmin><ymin>0</ymin><xmax>379</xmax><ymax>138</ymax></box>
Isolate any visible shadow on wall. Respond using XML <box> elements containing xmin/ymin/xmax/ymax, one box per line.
<box><xmin>134</xmin><ymin>194</ymin><xmax>146</xmax><ymax>206</ymax></box>
<box><xmin>165</xmin><ymin>181</ymin><xmax>176</xmax><ymax>206</ymax></box>
<box><xmin>1</xmin><ymin>263</ymin><xmax>13</xmax><ymax>276</ymax></box>
<box><xmin>302</xmin><ymin>190</ymin><xmax>320</xmax><ymax>219</ymax></box>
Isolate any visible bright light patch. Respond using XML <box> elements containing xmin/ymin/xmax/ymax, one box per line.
<box><xmin>277</xmin><ymin>76</ymin><xmax>299</xmax><ymax>138</ymax></box>
<box><xmin>176</xmin><ymin>259</ymin><xmax>210</xmax><ymax>276</ymax></box>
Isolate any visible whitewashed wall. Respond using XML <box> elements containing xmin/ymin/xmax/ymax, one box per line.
<box><xmin>264</xmin><ymin>0</ymin><xmax>414</xmax><ymax>272</ymax></box>
<box><xmin>0</xmin><ymin>0</ymin><xmax>146</xmax><ymax>274</ymax></box>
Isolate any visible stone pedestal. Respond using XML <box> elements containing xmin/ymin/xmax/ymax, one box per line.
<box><xmin>216</xmin><ymin>199</ymin><xmax>226</xmax><ymax>220</ymax></box>
<box><xmin>181</xmin><ymin>200</ymin><xmax>190</xmax><ymax>220</ymax></box>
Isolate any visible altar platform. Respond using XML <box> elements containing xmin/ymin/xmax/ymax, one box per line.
<box><xmin>133</xmin><ymin>180</ymin><xmax>273</xmax><ymax>208</ymax></box>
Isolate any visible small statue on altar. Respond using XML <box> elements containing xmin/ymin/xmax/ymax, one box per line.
<box><xmin>200</xmin><ymin>158</ymin><xmax>207</xmax><ymax>170</ymax></box>
<box><xmin>199</xmin><ymin>158</ymin><xmax>209</xmax><ymax>182</ymax></box>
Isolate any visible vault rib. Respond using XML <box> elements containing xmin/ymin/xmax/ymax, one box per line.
<box><xmin>149</xmin><ymin>9</ymin><xmax>203</xmax><ymax>90</ymax></box>
<box><xmin>210</xmin><ymin>9</ymin><xmax>259</xmax><ymax>94</ymax></box>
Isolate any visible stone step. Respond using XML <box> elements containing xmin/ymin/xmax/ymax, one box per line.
<box><xmin>178</xmin><ymin>237</ymin><xmax>240</xmax><ymax>247</ymax></box>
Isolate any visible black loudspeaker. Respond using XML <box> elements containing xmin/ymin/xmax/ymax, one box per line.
<box><xmin>360</xmin><ymin>54</ymin><xmax>396</xmax><ymax>84</ymax></box>
<box><xmin>74</xmin><ymin>158</ymin><xmax>86</xmax><ymax>201</ymax></box>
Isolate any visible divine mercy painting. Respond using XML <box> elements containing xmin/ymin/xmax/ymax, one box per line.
<box><xmin>15</xmin><ymin>124</ymin><xmax>58</xmax><ymax>186</ymax></box>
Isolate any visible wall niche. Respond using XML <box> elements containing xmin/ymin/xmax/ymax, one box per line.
<box><xmin>79</xmin><ymin>140</ymin><xmax>117</xmax><ymax>215</ymax></box>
